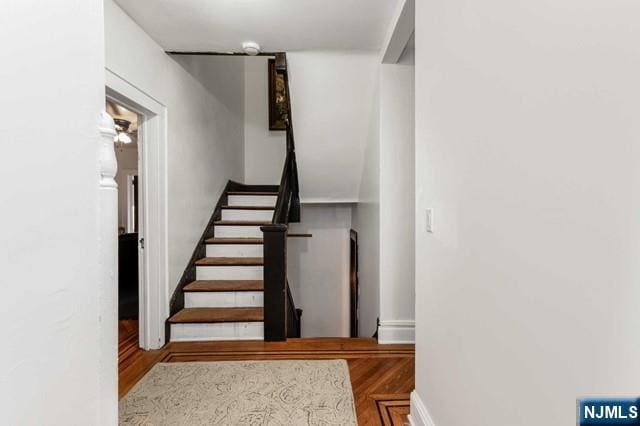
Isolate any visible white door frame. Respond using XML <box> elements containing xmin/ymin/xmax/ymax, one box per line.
<box><xmin>106</xmin><ymin>69</ymin><xmax>168</xmax><ymax>350</ymax></box>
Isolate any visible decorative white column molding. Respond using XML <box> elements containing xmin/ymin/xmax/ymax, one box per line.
<box><xmin>97</xmin><ymin>111</ymin><xmax>118</xmax><ymax>425</ymax></box>
<box><xmin>99</xmin><ymin>112</ymin><xmax>118</xmax><ymax>189</ymax></box>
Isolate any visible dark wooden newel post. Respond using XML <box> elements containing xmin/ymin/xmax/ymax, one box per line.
<box><xmin>261</xmin><ymin>224</ymin><xmax>288</xmax><ymax>341</ymax></box>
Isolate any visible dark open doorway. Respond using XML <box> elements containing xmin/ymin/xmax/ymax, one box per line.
<box><xmin>350</xmin><ymin>229</ymin><xmax>359</xmax><ymax>337</ymax></box>
<box><xmin>107</xmin><ymin>98</ymin><xmax>141</xmax><ymax>354</ymax></box>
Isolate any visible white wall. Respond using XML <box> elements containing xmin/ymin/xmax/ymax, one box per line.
<box><xmin>414</xmin><ymin>0</ymin><xmax>640</xmax><ymax>425</ymax></box>
<box><xmin>288</xmin><ymin>51</ymin><xmax>380</xmax><ymax>202</ymax></box>
<box><xmin>378</xmin><ymin>42</ymin><xmax>415</xmax><ymax>343</ymax></box>
<box><xmin>105</xmin><ymin>0</ymin><xmax>245</xmax><ymax>294</ymax></box>
<box><xmin>242</xmin><ymin>51</ymin><xmax>382</xmax><ymax>198</ymax></box>
<box><xmin>0</xmin><ymin>0</ymin><xmax>105</xmax><ymax>423</ymax></box>
<box><xmin>350</xmin><ymin>70</ymin><xmax>381</xmax><ymax>338</ymax></box>
<box><xmin>172</xmin><ymin>55</ymin><xmax>245</xmax><ymax>121</ymax></box>
<box><xmin>240</xmin><ymin>53</ymin><xmax>385</xmax><ymax>337</ymax></box>
<box><xmin>282</xmin><ymin>51</ymin><xmax>382</xmax><ymax>336</ymax></box>
<box><xmin>244</xmin><ymin>56</ymin><xmax>286</xmax><ymax>184</ymax></box>
<box><xmin>288</xmin><ymin>205</ymin><xmax>352</xmax><ymax>337</ymax></box>
<box><xmin>309</xmin><ymin>46</ymin><xmax>415</xmax><ymax>340</ymax></box>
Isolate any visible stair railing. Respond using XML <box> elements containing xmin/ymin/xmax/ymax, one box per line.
<box><xmin>261</xmin><ymin>53</ymin><xmax>302</xmax><ymax>341</ymax></box>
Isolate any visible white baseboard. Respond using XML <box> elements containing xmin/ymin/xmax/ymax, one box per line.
<box><xmin>409</xmin><ymin>391</ymin><xmax>436</xmax><ymax>426</ymax></box>
<box><xmin>377</xmin><ymin>320</ymin><xmax>415</xmax><ymax>344</ymax></box>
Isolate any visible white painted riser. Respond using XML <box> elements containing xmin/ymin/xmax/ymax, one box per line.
<box><xmin>185</xmin><ymin>291</ymin><xmax>263</xmax><ymax>308</ymax></box>
<box><xmin>206</xmin><ymin>244</ymin><xmax>263</xmax><ymax>258</ymax></box>
<box><xmin>196</xmin><ymin>265</ymin><xmax>263</xmax><ymax>280</ymax></box>
<box><xmin>215</xmin><ymin>225</ymin><xmax>263</xmax><ymax>238</ymax></box>
<box><xmin>227</xmin><ymin>195</ymin><xmax>277</xmax><ymax>207</ymax></box>
<box><xmin>222</xmin><ymin>209</ymin><xmax>273</xmax><ymax>221</ymax></box>
<box><xmin>171</xmin><ymin>322</ymin><xmax>264</xmax><ymax>342</ymax></box>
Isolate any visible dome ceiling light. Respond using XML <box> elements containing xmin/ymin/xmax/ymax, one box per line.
<box><xmin>242</xmin><ymin>41</ymin><xmax>261</xmax><ymax>56</ymax></box>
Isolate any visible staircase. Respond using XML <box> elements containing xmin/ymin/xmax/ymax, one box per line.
<box><xmin>167</xmin><ymin>52</ymin><xmax>301</xmax><ymax>343</ymax></box>
<box><xmin>168</xmin><ymin>191</ymin><xmax>278</xmax><ymax>342</ymax></box>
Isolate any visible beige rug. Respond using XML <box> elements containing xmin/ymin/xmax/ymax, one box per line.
<box><xmin>119</xmin><ymin>360</ymin><xmax>357</xmax><ymax>425</ymax></box>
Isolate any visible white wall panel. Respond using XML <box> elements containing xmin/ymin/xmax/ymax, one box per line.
<box><xmin>414</xmin><ymin>0</ymin><xmax>640</xmax><ymax>424</ymax></box>
<box><xmin>0</xmin><ymin>0</ymin><xmax>105</xmax><ymax>422</ymax></box>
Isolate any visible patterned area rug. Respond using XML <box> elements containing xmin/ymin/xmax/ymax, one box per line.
<box><xmin>119</xmin><ymin>359</ymin><xmax>357</xmax><ymax>425</ymax></box>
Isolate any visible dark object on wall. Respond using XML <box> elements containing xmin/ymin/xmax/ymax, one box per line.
<box><xmin>350</xmin><ymin>230</ymin><xmax>359</xmax><ymax>337</ymax></box>
<box><xmin>119</xmin><ymin>233</ymin><xmax>139</xmax><ymax>319</ymax></box>
<box><xmin>268</xmin><ymin>58</ymin><xmax>288</xmax><ymax>130</ymax></box>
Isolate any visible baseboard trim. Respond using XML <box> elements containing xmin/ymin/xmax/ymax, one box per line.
<box><xmin>377</xmin><ymin>320</ymin><xmax>415</xmax><ymax>344</ymax></box>
<box><xmin>409</xmin><ymin>391</ymin><xmax>436</xmax><ymax>426</ymax></box>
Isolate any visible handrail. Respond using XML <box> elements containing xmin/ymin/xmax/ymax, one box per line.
<box><xmin>261</xmin><ymin>52</ymin><xmax>302</xmax><ymax>341</ymax></box>
<box><xmin>271</xmin><ymin>53</ymin><xmax>300</xmax><ymax>225</ymax></box>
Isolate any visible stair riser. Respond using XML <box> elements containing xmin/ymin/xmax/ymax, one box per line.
<box><xmin>206</xmin><ymin>244</ymin><xmax>263</xmax><ymax>258</ymax></box>
<box><xmin>196</xmin><ymin>265</ymin><xmax>263</xmax><ymax>280</ymax></box>
<box><xmin>221</xmin><ymin>209</ymin><xmax>274</xmax><ymax>221</ymax></box>
<box><xmin>227</xmin><ymin>195</ymin><xmax>277</xmax><ymax>207</ymax></box>
<box><xmin>185</xmin><ymin>291</ymin><xmax>263</xmax><ymax>308</ymax></box>
<box><xmin>215</xmin><ymin>225</ymin><xmax>263</xmax><ymax>238</ymax></box>
<box><xmin>170</xmin><ymin>322</ymin><xmax>264</xmax><ymax>342</ymax></box>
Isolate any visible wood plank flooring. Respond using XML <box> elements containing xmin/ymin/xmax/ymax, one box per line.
<box><xmin>118</xmin><ymin>320</ymin><xmax>145</xmax><ymax>374</ymax></box>
<box><xmin>168</xmin><ymin>307</ymin><xmax>264</xmax><ymax>323</ymax></box>
<box><xmin>205</xmin><ymin>237</ymin><xmax>264</xmax><ymax>244</ymax></box>
<box><xmin>183</xmin><ymin>280</ymin><xmax>264</xmax><ymax>292</ymax></box>
<box><xmin>119</xmin><ymin>325</ymin><xmax>414</xmax><ymax>425</ymax></box>
<box><xmin>195</xmin><ymin>257</ymin><xmax>264</xmax><ymax>266</ymax></box>
<box><xmin>213</xmin><ymin>220</ymin><xmax>271</xmax><ymax>226</ymax></box>
<box><xmin>226</xmin><ymin>191</ymin><xmax>279</xmax><ymax>196</ymax></box>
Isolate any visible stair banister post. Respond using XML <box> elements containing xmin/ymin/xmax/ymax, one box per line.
<box><xmin>261</xmin><ymin>224</ymin><xmax>288</xmax><ymax>341</ymax></box>
<box><xmin>97</xmin><ymin>111</ymin><xmax>118</xmax><ymax>425</ymax></box>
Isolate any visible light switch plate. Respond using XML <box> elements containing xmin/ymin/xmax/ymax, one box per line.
<box><xmin>426</xmin><ymin>208</ymin><xmax>433</xmax><ymax>233</ymax></box>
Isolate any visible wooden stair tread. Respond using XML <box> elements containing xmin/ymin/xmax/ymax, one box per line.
<box><xmin>227</xmin><ymin>191</ymin><xmax>279</xmax><ymax>196</ymax></box>
<box><xmin>184</xmin><ymin>280</ymin><xmax>264</xmax><ymax>292</ymax></box>
<box><xmin>205</xmin><ymin>237</ymin><xmax>263</xmax><ymax>245</ymax></box>
<box><xmin>195</xmin><ymin>257</ymin><xmax>264</xmax><ymax>266</ymax></box>
<box><xmin>169</xmin><ymin>307</ymin><xmax>264</xmax><ymax>323</ymax></box>
<box><xmin>221</xmin><ymin>205</ymin><xmax>274</xmax><ymax>210</ymax></box>
<box><xmin>213</xmin><ymin>220</ymin><xmax>271</xmax><ymax>226</ymax></box>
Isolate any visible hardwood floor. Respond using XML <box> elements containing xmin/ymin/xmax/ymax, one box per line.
<box><xmin>372</xmin><ymin>394</ymin><xmax>412</xmax><ymax>426</ymax></box>
<box><xmin>118</xmin><ymin>331</ymin><xmax>414</xmax><ymax>425</ymax></box>
<box><xmin>118</xmin><ymin>320</ymin><xmax>143</xmax><ymax>373</ymax></box>
<box><xmin>168</xmin><ymin>307</ymin><xmax>264</xmax><ymax>323</ymax></box>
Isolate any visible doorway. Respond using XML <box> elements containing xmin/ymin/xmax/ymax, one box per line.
<box><xmin>107</xmin><ymin>99</ymin><xmax>142</xmax><ymax>354</ymax></box>
<box><xmin>106</xmin><ymin>68</ymin><xmax>169</xmax><ymax>351</ymax></box>
<box><xmin>350</xmin><ymin>229</ymin><xmax>359</xmax><ymax>337</ymax></box>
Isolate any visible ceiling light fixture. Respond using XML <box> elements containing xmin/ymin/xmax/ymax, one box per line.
<box><xmin>242</xmin><ymin>41</ymin><xmax>261</xmax><ymax>56</ymax></box>
<box><xmin>113</xmin><ymin>118</ymin><xmax>133</xmax><ymax>146</ymax></box>
<box><xmin>115</xmin><ymin>132</ymin><xmax>132</xmax><ymax>144</ymax></box>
